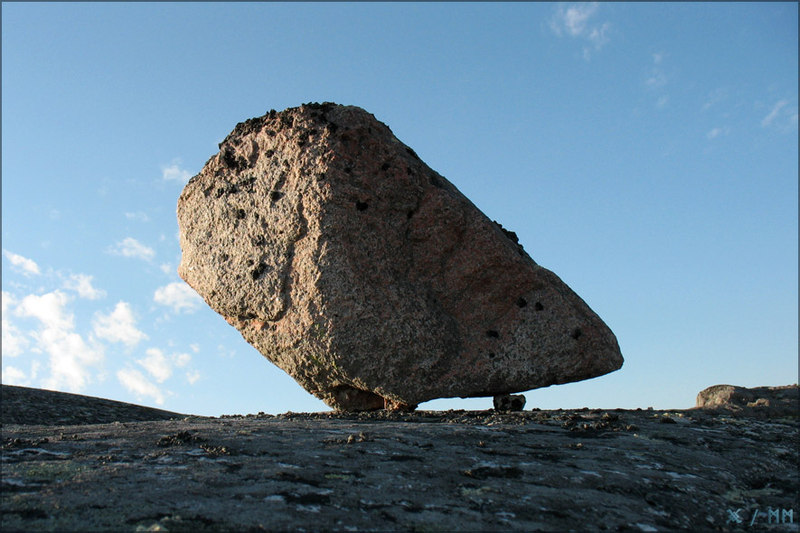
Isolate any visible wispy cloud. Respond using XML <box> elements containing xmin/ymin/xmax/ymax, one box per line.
<box><xmin>642</xmin><ymin>52</ymin><xmax>671</xmax><ymax>109</ymax></box>
<box><xmin>93</xmin><ymin>301</ymin><xmax>148</xmax><ymax>348</ymax></box>
<box><xmin>108</xmin><ymin>237</ymin><xmax>155</xmax><ymax>262</ymax></box>
<box><xmin>153</xmin><ymin>282</ymin><xmax>203</xmax><ymax>313</ymax></box>
<box><xmin>63</xmin><ymin>273</ymin><xmax>106</xmax><ymax>300</ymax></box>
<box><xmin>645</xmin><ymin>53</ymin><xmax>668</xmax><ymax>89</ymax></box>
<box><xmin>125</xmin><ymin>212</ymin><xmax>150</xmax><ymax>223</ymax></box>
<box><xmin>761</xmin><ymin>100</ymin><xmax>787</xmax><ymax>128</ymax></box>
<box><xmin>117</xmin><ymin>367</ymin><xmax>165</xmax><ymax>405</ymax></box>
<box><xmin>706</xmin><ymin>127</ymin><xmax>730</xmax><ymax>140</ymax></box>
<box><xmin>3</xmin><ymin>250</ymin><xmax>41</xmax><ymax>276</ymax></box>
<box><xmin>549</xmin><ymin>3</ymin><xmax>611</xmax><ymax>60</ymax></box>
<box><xmin>162</xmin><ymin>159</ymin><xmax>192</xmax><ymax>184</ymax></box>
<box><xmin>702</xmin><ymin>88</ymin><xmax>729</xmax><ymax>111</ymax></box>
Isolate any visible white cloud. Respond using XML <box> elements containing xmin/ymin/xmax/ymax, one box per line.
<box><xmin>16</xmin><ymin>291</ymin><xmax>74</xmax><ymax>331</ymax></box>
<box><xmin>2</xmin><ymin>365</ymin><xmax>29</xmax><ymax>386</ymax></box>
<box><xmin>162</xmin><ymin>160</ymin><xmax>192</xmax><ymax>184</ymax></box>
<box><xmin>587</xmin><ymin>22</ymin><xmax>610</xmax><ymax>49</ymax></box>
<box><xmin>190</xmin><ymin>343</ymin><xmax>200</xmax><ymax>354</ymax></box>
<box><xmin>551</xmin><ymin>3</ymin><xmax>598</xmax><ymax>37</ymax></box>
<box><xmin>174</xmin><ymin>352</ymin><xmax>191</xmax><ymax>368</ymax></box>
<box><xmin>108</xmin><ymin>237</ymin><xmax>155</xmax><ymax>262</ymax></box>
<box><xmin>15</xmin><ymin>290</ymin><xmax>104</xmax><ymax>393</ymax></box>
<box><xmin>2</xmin><ymin>292</ymin><xmax>28</xmax><ymax>357</ymax></box>
<box><xmin>64</xmin><ymin>273</ymin><xmax>106</xmax><ymax>300</ymax></box>
<box><xmin>160</xmin><ymin>263</ymin><xmax>174</xmax><ymax>275</ymax></box>
<box><xmin>153</xmin><ymin>282</ymin><xmax>202</xmax><ymax>313</ymax></box>
<box><xmin>550</xmin><ymin>3</ymin><xmax>610</xmax><ymax>59</ymax></box>
<box><xmin>761</xmin><ymin>99</ymin><xmax>787</xmax><ymax>128</ymax></box>
<box><xmin>125</xmin><ymin>212</ymin><xmax>150</xmax><ymax>222</ymax></box>
<box><xmin>138</xmin><ymin>348</ymin><xmax>172</xmax><ymax>383</ymax></box>
<box><xmin>186</xmin><ymin>370</ymin><xmax>201</xmax><ymax>385</ymax></box>
<box><xmin>3</xmin><ymin>250</ymin><xmax>41</xmax><ymax>276</ymax></box>
<box><xmin>117</xmin><ymin>368</ymin><xmax>165</xmax><ymax>405</ymax></box>
<box><xmin>93</xmin><ymin>302</ymin><xmax>148</xmax><ymax>347</ymax></box>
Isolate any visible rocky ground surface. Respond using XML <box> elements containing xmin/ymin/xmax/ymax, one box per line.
<box><xmin>2</xmin><ymin>385</ymin><xmax>798</xmax><ymax>532</ymax></box>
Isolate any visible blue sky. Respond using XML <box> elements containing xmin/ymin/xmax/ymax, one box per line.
<box><xmin>2</xmin><ymin>2</ymin><xmax>797</xmax><ymax>416</ymax></box>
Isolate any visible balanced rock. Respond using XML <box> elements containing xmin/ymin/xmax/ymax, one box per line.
<box><xmin>177</xmin><ymin>103</ymin><xmax>623</xmax><ymax>411</ymax></box>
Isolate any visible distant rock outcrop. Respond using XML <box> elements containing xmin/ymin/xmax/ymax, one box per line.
<box><xmin>696</xmin><ymin>384</ymin><xmax>798</xmax><ymax>418</ymax></box>
<box><xmin>177</xmin><ymin>103</ymin><xmax>623</xmax><ymax>411</ymax></box>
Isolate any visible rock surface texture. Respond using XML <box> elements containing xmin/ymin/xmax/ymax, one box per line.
<box><xmin>177</xmin><ymin>103</ymin><xmax>623</xmax><ymax>411</ymax></box>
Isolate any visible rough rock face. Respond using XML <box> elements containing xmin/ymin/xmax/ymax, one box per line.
<box><xmin>177</xmin><ymin>103</ymin><xmax>623</xmax><ymax>411</ymax></box>
<box><xmin>696</xmin><ymin>384</ymin><xmax>798</xmax><ymax>418</ymax></box>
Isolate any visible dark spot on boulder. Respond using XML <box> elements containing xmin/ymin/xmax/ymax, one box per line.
<box><xmin>265</xmin><ymin>149</ymin><xmax>275</xmax><ymax>158</ymax></box>
<box><xmin>571</xmin><ymin>328</ymin><xmax>582</xmax><ymax>340</ymax></box>
<box><xmin>326</xmin><ymin>122</ymin><xmax>338</xmax><ymax>134</ymax></box>
<box><xmin>250</xmin><ymin>235</ymin><xmax>266</xmax><ymax>247</ymax></box>
<box><xmin>405</xmin><ymin>146</ymin><xmax>419</xmax><ymax>159</ymax></box>
<box><xmin>223</xmin><ymin>149</ymin><xmax>239</xmax><ymax>170</ymax></box>
<box><xmin>486</xmin><ymin>330</ymin><xmax>499</xmax><ymax>338</ymax></box>
<box><xmin>429</xmin><ymin>174</ymin><xmax>444</xmax><ymax>188</ymax></box>
<box><xmin>535</xmin><ymin>302</ymin><xmax>544</xmax><ymax>311</ymax></box>
<box><xmin>516</xmin><ymin>297</ymin><xmax>528</xmax><ymax>308</ymax></box>
<box><xmin>488</xmin><ymin>352</ymin><xmax>496</xmax><ymax>359</ymax></box>
<box><xmin>238</xmin><ymin>176</ymin><xmax>256</xmax><ymax>192</ymax></box>
<box><xmin>270</xmin><ymin>191</ymin><xmax>284</xmax><ymax>202</ymax></box>
<box><xmin>345</xmin><ymin>166</ymin><xmax>353</xmax><ymax>174</ymax></box>
<box><xmin>235</xmin><ymin>209</ymin><xmax>246</xmax><ymax>220</ymax></box>
<box><xmin>381</xmin><ymin>162</ymin><xmax>391</xmax><ymax>171</ymax></box>
<box><xmin>266</xmin><ymin>129</ymin><xmax>276</xmax><ymax>137</ymax></box>
<box><xmin>356</xmin><ymin>201</ymin><xmax>369</xmax><ymax>211</ymax></box>
<box><xmin>251</xmin><ymin>262</ymin><xmax>267</xmax><ymax>280</ymax></box>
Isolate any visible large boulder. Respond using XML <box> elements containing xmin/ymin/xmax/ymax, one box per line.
<box><xmin>177</xmin><ymin>103</ymin><xmax>623</xmax><ymax>411</ymax></box>
<box><xmin>696</xmin><ymin>384</ymin><xmax>798</xmax><ymax>418</ymax></box>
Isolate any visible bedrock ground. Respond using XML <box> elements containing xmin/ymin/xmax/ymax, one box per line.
<box><xmin>2</xmin><ymin>404</ymin><xmax>798</xmax><ymax>532</ymax></box>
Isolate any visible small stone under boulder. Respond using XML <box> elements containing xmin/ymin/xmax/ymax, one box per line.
<box><xmin>177</xmin><ymin>103</ymin><xmax>623</xmax><ymax>411</ymax></box>
<box><xmin>493</xmin><ymin>394</ymin><xmax>527</xmax><ymax>412</ymax></box>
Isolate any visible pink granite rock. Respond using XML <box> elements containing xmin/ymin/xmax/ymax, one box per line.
<box><xmin>177</xmin><ymin>103</ymin><xmax>623</xmax><ymax>411</ymax></box>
